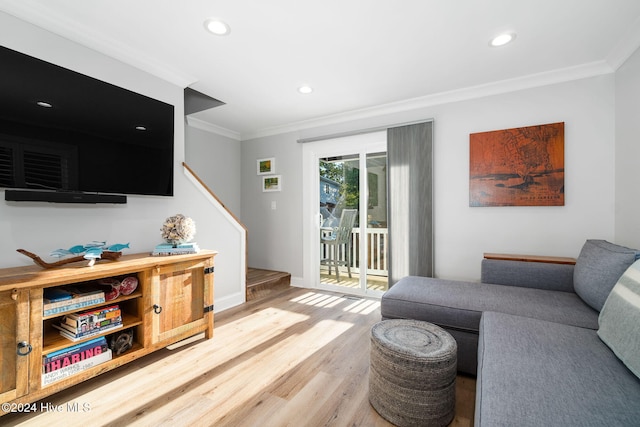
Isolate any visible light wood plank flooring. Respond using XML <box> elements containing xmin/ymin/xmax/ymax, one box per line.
<box><xmin>3</xmin><ymin>287</ymin><xmax>475</xmax><ymax>427</ymax></box>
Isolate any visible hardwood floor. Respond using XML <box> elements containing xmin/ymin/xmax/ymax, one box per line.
<box><xmin>3</xmin><ymin>288</ymin><xmax>475</xmax><ymax>427</ymax></box>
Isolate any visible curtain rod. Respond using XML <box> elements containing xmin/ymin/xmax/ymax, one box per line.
<box><xmin>296</xmin><ymin>118</ymin><xmax>433</xmax><ymax>143</ymax></box>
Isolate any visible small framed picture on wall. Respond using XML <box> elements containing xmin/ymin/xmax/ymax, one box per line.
<box><xmin>257</xmin><ymin>157</ymin><xmax>275</xmax><ymax>175</ymax></box>
<box><xmin>262</xmin><ymin>175</ymin><xmax>282</xmax><ymax>192</ymax></box>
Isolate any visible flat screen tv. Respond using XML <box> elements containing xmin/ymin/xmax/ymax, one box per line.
<box><xmin>0</xmin><ymin>45</ymin><xmax>175</xmax><ymax>203</ymax></box>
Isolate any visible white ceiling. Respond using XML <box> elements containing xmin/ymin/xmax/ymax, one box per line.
<box><xmin>2</xmin><ymin>0</ymin><xmax>640</xmax><ymax>140</ymax></box>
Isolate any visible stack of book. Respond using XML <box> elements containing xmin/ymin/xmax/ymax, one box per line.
<box><xmin>152</xmin><ymin>242</ymin><xmax>200</xmax><ymax>256</ymax></box>
<box><xmin>42</xmin><ymin>336</ymin><xmax>112</xmax><ymax>386</ymax></box>
<box><xmin>54</xmin><ymin>305</ymin><xmax>123</xmax><ymax>341</ymax></box>
<box><xmin>43</xmin><ymin>286</ymin><xmax>106</xmax><ymax>317</ymax></box>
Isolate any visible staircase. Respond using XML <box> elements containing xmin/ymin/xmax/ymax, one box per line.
<box><xmin>246</xmin><ymin>268</ymin><xmax>291</xmax><ymax>301</ymax></box>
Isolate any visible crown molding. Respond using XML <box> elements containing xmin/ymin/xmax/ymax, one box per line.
<box><xmin>606</xmin><ymin>15</ymin><xmax>640</xmax><ymax>70</ymax></box>
<box><xmin>186</xmin><ymin>116</ymin><xmax>241</xmax><ymax>141</ymax></box>
<box><xmin>241</xmin><ymin>60</ymin><xmax>614</xmax><ymax>141</ymax></box>
<box><xmin>2</xmin><ymin>2</ymin><xmax>627</xmax><ymax>143</ymax></box>
<box><xmin>0</xmin><ymin>2</ymin><xmax>197</xmax><ymax>88</ymax></box>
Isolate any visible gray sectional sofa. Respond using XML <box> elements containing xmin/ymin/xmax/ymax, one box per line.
<box><xmin>381</xmin><ymin>240</ymin><xmax>640</xmax><ymax>426</ymax></box>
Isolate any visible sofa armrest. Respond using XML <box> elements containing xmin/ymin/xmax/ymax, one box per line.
<box><xmin>481</xmin><ymin>259</ymin><xmax>575</xmax><ymax>292</ymax></box>
<box><xmin>483</xmin><ymin>253</ymin><xmax>576</xmax><ymax>265</ymax></box>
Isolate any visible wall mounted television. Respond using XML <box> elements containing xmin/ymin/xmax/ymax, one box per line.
<box><xmin>0</xmin><ymin>45</ymin><xmax>175</xmax><ymax>204</ymax></box>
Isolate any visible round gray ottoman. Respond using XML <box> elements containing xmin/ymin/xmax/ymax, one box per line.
<box><xmin>369</xmin><ymin>319</ymin><xmax>457</xmax><ymax>427</ymax></box>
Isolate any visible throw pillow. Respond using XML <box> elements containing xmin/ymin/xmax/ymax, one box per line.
<box><xmin>574</xmin><ymin>240</ymin><xmax>639</xmax><ymax>311</ymax></box>
<box><xmin>598</xmin><ymin>259</ymin><xmax>640</xmax><ymax>379</ymax></box>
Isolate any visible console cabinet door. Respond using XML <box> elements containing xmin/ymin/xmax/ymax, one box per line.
<box><xmin>149</xmin><ymin>258</ymin><xmax>214</xmax><ymax>345</ymax></box>
<box><xmin>0</xmin><ymin>289</ymin><xmax>30</xmax><ymax>403</ymax></box>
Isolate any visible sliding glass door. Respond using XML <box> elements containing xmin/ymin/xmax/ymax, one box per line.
<box><xmin>304</xmin><ymin>132</ymin><xmax>388</xmax><ymax>296</ymax></box>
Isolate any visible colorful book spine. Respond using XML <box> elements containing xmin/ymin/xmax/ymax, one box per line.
<box><xmin>43</xmin><ymin>297</ymin><xmax>107</xmax><ymax>316</ymax></box>
<box><xmin>57</xmin><ymin>322</ymin><xmax>123</xmax><ymax>342</ymax></box>
<box><xmin>43</xmin><ymin>286</ymin><xmax>103</xmax><ymax>307</ymax></box>
<box><xmin>43</xmin><ymin>288</ymin><xmax>73</xmax><ymax>303</ymax></box>
<box><xmin>153</xmin><ymin>251</ymin><xmax>199</xmax><ymax>256</ymax></box>
<box><xmin>54</xmin><ymin>314</ymin><xmax>122</xmax><ymax>335</ymax></box>
<box><xmin>153</xmin><ymin>248</ymin><xmax>200</xmax><ymax>255</ymax></box>
<box><xmin>152</xmin><ymin>242</ymin><xmax>200</xmax><ymax>256</ymax></box>
<box><xmin>55</xmin><ymin>314</ymin><xmax>122</xmax><ymax>336</ymax></box>
<box><xmin>65</xmin><ymin>304</ymin><xmax>120</xmax><ymax>321</ymax></box>
<box><xmin>43</xmin><ymin>340</ymin><xmax>109</xmax><ymax>373</ymax></box>
<box><xmin>42</xmin><ymin>349</ymin><xmax>113</xmax><ymax>386</ymax></box>
<box><xmin>44</xmin><ymin>292</ymin><xmax>105</xmax><ymax>310</ymax></box>
<box><xmin>56</xmin><ymin>305</ymin><xmax>122</xmax><ymax>341</ymax></box>
<box><xmin>43</xmin><ymin>337</ymin><xmax>107</xmax><ymax>365</ymax></box>
<box><xmin>155</xmin><ymin>242</ymin><xmax>199</xmax><ymax>249</ymax></box>
<box><xmin>43</xmin><ymin>286</ymin><xmax>105</xmax><ymax>307</ymax></box>
<box><xmin>63</xmin><ymin>308</ymin><xmax>121</xmax><ymax>328</ymax></box>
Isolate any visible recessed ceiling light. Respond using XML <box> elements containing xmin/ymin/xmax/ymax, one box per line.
<box><xmin>36</xmin><ymin>101</ymin><xmax>52</xmax><ymax>108</ymax></box>
<box><xmin>298</xmin><ymin>85</ymin><xmax>313</xmax><ymax>94</ymax></box>
<box><xmin>135</xmin><ymin>126</ymin><xmax>147</xmax><ymax>131</ymax></box>
<box><xmin>204</xmin><ymin>18</ymin><xmax>230</xmax><ymax>36</ymax></box>
<box><xmin>490</xmin><ymin>32</ymin><xmax>516</xmax><ymax>47</ymax></box>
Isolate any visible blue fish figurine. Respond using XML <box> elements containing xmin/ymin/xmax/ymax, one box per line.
<box><xmin>50</xmin><ymin>249</ymin><xmax>72</xmax><ymax>258</ymax></box>
<box><xmin>84</xmin><ymin>240</ymin><xmax>106</xmax><ymax>248</ymax></box>
<box><xmin>106</xmin><ymin>243</ymin><xmax>130</xmax><ymax>252</ymax></box>
<box><xmin>68</xmin><ymin>245</ymin><xmax>87</xmax><ymax>254</ymax></box>
<box><xmin>83</xmin><ymin>247</ymin><xmax>103</xmax><ymax>260</ymax></box>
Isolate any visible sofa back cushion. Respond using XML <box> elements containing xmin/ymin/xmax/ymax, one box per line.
<box><xmin>574</xmin><ymin>240</ymin><xmax>639</xmax><ymax>311</ymax></box>
<box><xmin>598</xmin><ymin>259</ymin><xmax>640</xmax><ymax>379</ymax></box>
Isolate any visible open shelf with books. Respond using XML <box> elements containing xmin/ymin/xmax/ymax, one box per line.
<box><xmin>42</xmin><ymin>273</ymin><xmax>144</xmax><ymax>358</ymax></box>
<box><xmin>43</xmin><ymin>312</ymin><xmax>144</xmax><ymax>354</ymax></box>
<box><xmin>0</xmin><ymin>250</ymin><xmax>216</xmax><ymax>411</ymax></box>
<box><xmin>42</xmin><ymin>290</ymin><xmax>143</xmax><ymax>320</ymax></box>
<box><xmin>41</xmin><ymin>336</ymin><xmax>113</xmax><ymax>387</ymax></box>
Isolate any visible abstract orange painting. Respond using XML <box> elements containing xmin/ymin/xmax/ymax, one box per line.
<box><xmin>469</xmin><ymin>122</ymin><xmax>564</xmax><ymax>207</ymax></box>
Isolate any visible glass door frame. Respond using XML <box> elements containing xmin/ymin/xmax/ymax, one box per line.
<box><xmin>302</xmin><ymin>131</ymin><xmax>387</xmax><ymax>298</ymax></box>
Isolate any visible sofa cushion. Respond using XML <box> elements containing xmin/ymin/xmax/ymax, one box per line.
<box><xmin>598</xmin><ymin>259</ymin><xmax>640</xmax><ymax>379</ymax></box>
<box><xmin>476</xmin><ymin>311</ymin><xmax>640</xmax><ymax>427</ymax></box>
<box><xmin>574</xmin><ymin>239</ymin><xmax>639</xmax><ymax>311</ymax></box>
<box><xmin>381</xmin><ymin>276</ymin><xmax>599</xmax><ymax>334</ymax></box>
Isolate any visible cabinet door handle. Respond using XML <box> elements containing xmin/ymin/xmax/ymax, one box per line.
<box><xmin>17</xmin><ymin>341</ymin><xmax>32</xmax><ymax>356</ymax></box>
<box><xmin>153</xmin><ymin>304</ymin><xmax>163</xmax><ymax>314</ymax></box>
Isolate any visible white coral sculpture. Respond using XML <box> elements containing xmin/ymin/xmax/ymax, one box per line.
<box><xmin>161</xmin><ymin>214</ymin><xmax>196</xmax><ymax>245</ymax></box>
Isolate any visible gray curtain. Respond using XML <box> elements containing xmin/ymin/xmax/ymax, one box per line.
<box><xmin>387</xmin><ymin>121</ymin><xmax>433</xmax><ymax>286</ymax></box>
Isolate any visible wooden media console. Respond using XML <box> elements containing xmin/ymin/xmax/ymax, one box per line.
<box><xmin>0</xmin><ymin>250</ymin><xmax>216</xmax><ymax>411</ymax></box>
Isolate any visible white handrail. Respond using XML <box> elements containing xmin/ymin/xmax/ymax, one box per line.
<box><xmin>183</xmin><ymin>163</ymin><xmax>248</xmax><ymax>310</ymax></box>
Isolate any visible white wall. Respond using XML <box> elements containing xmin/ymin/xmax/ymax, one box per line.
<box><xmin>0</xmin><ymin>13</ymin><xmax>244</xmax><ymax>310</ymax></box>
<box><xmin>434</xmin><ymin>77</ymin><xmax>616</xmax><ymax>279</ymax></box>
<box><xmin>615</xmin><ymin>46</ymin><xmax>640</xmax><ymax>248</ymax></box>
<box><xmin>241</xmin><ymin>133</ymin><xmax>303</xmax><ymax>277</ymax></box>
<box><xmin>185</xmin><ymin>123</ymin><xmax>242</xmax><ymax>215</ymax></box>
<box><xmin>242</xmin><ymin>74</ymin><xmax>617</xmax><ymax>282</ymax></box>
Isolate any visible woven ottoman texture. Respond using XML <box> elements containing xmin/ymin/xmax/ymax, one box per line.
<box><xmin>369</xmin><ymin>319</ymin><xmax>457</xmax><ymax>427</ymax></box>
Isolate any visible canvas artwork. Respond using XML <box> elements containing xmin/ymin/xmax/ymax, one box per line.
<box><xmin>469</xmin><ymin>122</ymin><xmax>564</xmax><ymax>207</ymax></box>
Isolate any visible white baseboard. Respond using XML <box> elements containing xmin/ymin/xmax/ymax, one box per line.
<box><xmin>214</xmin><ymin>291</ymin><xmax>245</xmax><ymax>312</ymax></box>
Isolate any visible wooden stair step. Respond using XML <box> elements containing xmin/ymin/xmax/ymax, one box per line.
<box><xmin>247</xmin><ymin>268</ymin><xmax>291</xmax><ymax>301</ymax></box>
